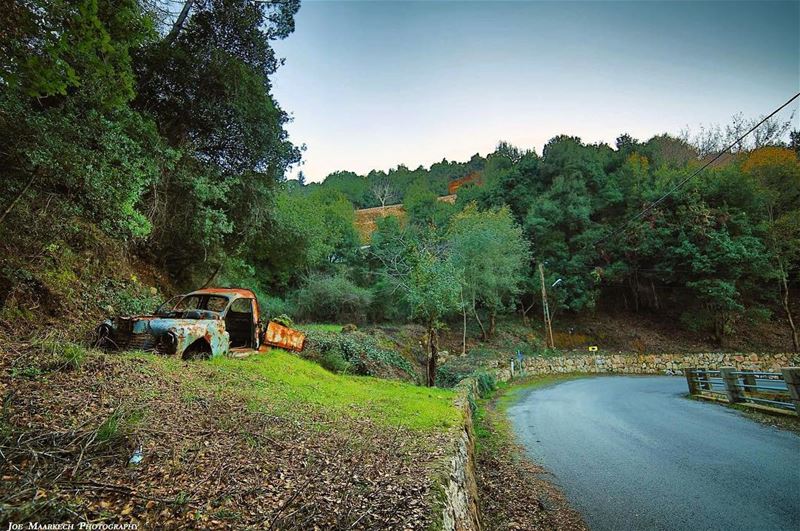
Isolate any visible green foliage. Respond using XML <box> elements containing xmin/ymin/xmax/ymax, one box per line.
<box><xmin>271</xmin><ymin>314</ymin><xmax>294</xmax><ymax>328</ymax></box>
<box><xmin>474</xmin><ymin>372</ymin><xmax>497</xmax><ymax>397</ymax></box>
<box><xmin>0</xmin><ymin>0</ymin><xmax>301</xmax><ymax>322</ymax></box>
<box><xmin>95</xmin><ymin>406</ymin><xmax>143</xmax><ymax>444</ymax></box>
<box><xmin>295</xmin><ymin>274</ymin><xmax>373</xmax><ymax>323</ymax></box>
<box><xmin>263</xmin><ymin>297</ymin><xmax>296</xmax><ymax>320</ymax></box>
<box><xmin>254</xmin><ymin>188</ymin><xmax>360</xmax><ymax>290</ymax></box>
<box><xmin>405</xmin><ymin>248</ymin><xmax>462</xmax><ymax>327</ymax></box>
<box><xmin>435</xmin><ymin>366</ymin><xmax>496</xmax><ymax>397</ymax></box>
<box><xmin>304</xmin><ymin>330</ymin><xmax>414</xmax><ymax>378</ymax></box>
<box><xmin>99</xmin><ymin>278</ymin><xmax>163</xmax><ymax>317</ymax></box>
<box><xmin>404</xmin><ymin>179</ymin><xmax>456</xmax><ymax>228</ymax></box>
<box><xmin>449</xmin><ymin>204</ymin><xmax>530</xmax><ymax>318</ymax></box>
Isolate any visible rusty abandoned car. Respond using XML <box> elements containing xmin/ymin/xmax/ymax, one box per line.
<box><xmin>96</xmin><ymin>288</ymin><xmax>305</xmax><ymax>358</ymax></box>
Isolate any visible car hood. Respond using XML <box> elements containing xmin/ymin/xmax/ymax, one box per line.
<box><xmin>113</xmin><ymin>316</ymin><xmax>220</xmax><ymax>335</ymax></box>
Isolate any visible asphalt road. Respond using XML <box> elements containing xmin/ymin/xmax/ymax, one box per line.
<box><xmin>507</xmin><ymin>376</ymin><xmax>800</xmax><ymax>531</ymax></box>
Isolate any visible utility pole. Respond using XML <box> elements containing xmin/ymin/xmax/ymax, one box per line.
<box><xmin>539</xmin><ymin>263</ymin><xmax>555</xmax><ymax>349</ymax></box>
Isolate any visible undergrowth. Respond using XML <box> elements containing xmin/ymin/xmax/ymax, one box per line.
<box><xmin>303</xmin><ymin>329</ymin><xmax>414</xmax><ymax>379</ymax></box>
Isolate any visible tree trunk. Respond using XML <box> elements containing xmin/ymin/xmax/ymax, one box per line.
<box><xmin>426</xmin><ymin>321</ymin><xmax>438</xmax><ymax>387</ymax></box>
<box><xmin>488</xmin><ymin>311</ymin><xmax>496</xmax><ymax>339</ymax></box>
<box><xmin>472</xmin><ymin>295</ymin><xmax>487</xmax><ymax>341</ymax></box>
<box><xmin>713</xmin><ymin>310</ymin><xmax>726</xmax><ymax>348</ymax></box>
<box><xmin>779</xmin><ymin>262</ymin><xmax>799</xmax><ymax>352</ymax></box>
<box><xmin>651</xmin><ymin>279</ymin><xmax>659</xmax><ymax>310</ymax></box>
<box><xmin>461</xmin><ymin>288</ymin><xmax>467</xmax><ymax>356</ymax></box>
<box><xmin>165</xmin><ymin>0</ymin><xmax>195</xmax><ymax>46</ymax></box>
<box><xmin>520</xmin><ymin>300</ymin><xmax>530</xmax><ymax>327</ymax></box>
<box><xmin>0</xmin><ymin>172</ymin><xmax>37</xmax><ymax>226</ymax></box>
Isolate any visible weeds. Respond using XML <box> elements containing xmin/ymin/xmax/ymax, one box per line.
<box><xmin>96</xmin><ymin>407</ymin><xmax>144</xmax><ymax>444</ymax></box>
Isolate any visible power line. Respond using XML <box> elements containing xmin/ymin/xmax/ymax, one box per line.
<box><xmin>593</xmin><ymin>91</ymin><xmax>800</xmax><ymax>247</ymax></box>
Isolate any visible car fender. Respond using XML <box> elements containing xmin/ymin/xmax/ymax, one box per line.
<box><xmin>168</xmin><ymin>321</ymin><xmax>229</xmax><ymax>357</ymax></box>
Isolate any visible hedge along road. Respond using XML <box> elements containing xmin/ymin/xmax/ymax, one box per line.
<box><xmin>507</xmin><ymin>376</ymin><xmax>800</xmax><ymax>531</ymax></box>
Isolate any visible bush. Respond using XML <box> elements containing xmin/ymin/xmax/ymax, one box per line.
<box><xmin>304</xmin><ymin>330</ymin><xmax>413</xmax><ymax>378</ymax></box>
<box><xmin>435</xmin><ymin>365</ymin><xmax>496</xmax><ymax>398</ymax></box>
<box><xmin>272</xmin><ymin>314</ymin><xmax>294</xmax><ymax>328</ymax></box>
<box><xmin>263</xmin><ymin>297</ymin><xmax>296</xmax><ymax>320</ymax></box>
<box><xmin>435</xmin><ymin>364</ymin><xmax>473</xmax><ymax>388</ymax></box>
<box><xmin>295</xmin><ymin>274</ymin><xmax>372</xmax><ymax>323</ymax></box>
<box><xmin>474</xmin><ymin>372</ymin><xmax>497</xmax><ymax>397</ymax></box>
<box><xmin>320</xmin><ymin>349</ymin><xmax>352</xmax><ymax>374</ymax></box>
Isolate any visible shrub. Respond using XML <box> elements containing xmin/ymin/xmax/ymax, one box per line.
<box><xmin>474</xmin><ymin>372</ymin><xmax>497</xmax><ymax>397</ymax></box>
<box><xmin>263</xmin><ymin>297</ymin><xmax>296</xmax><ymax>320</ymax></box>
<box><xmin>304</xmin><ymin>330</ymin><xmax>413</xmax><ymax>378</ymax></box>
<box><xmin>271</xmin><ymin>314</ymin><xmax>294</xmax><ymax>328</ymax></box>
<box><xmin>435</xmin><ymin>364</ymin><xmax>472</xmax><ymax>388</ymax></box>
<box><xmin>435</xmin><ymin>366</ymin><xmax>496</xmax><ymax>398</ymax></box>
<box><xmin>320</xmin><ymin>349</ymin><xmax>352</xmax><ymax>374</ymax></box>
<box><xmin>295</xmin><ymin>274</ymin><xmax>372</xmax><ymax>323</ymax></box>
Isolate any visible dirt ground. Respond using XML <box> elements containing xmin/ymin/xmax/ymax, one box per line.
<box><xmin>0</xmin><ymin>343</ymin><xmax>450</xmax><ymax>530</ymax></box>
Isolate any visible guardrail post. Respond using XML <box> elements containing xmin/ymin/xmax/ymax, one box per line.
<box><xmin>720</xmin><ymin>367</ymin><xmax>743</xmax><ymax>404</ymax></box>
<box><xmin>699</xmin><ymin>369</ymin><xmax>710</xmax><ymax>391</ymax></box>
<box><xmin>781</xmin><ymin>367</ymin><xmax>800</xmax><ymax>417</ymax></box>
<box><xmin>685</xmin><ymin>368</ymin><xmax>698</xmax><ymax>395</ymax></box>
<box><xmin>742</xmin><ymin>370</ymin><xmax>756</xmax><ymax>396</ymax></box>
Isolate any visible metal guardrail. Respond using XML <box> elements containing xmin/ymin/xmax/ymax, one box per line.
<box><xmin>685</xmin><ymin>367</ymin><xmax>800</xmax><ymax>416</ymax></box>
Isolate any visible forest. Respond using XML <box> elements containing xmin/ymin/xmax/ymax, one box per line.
<box><xmin>2</xmin><ymin>0</ymin><xmax>799</xmax><ymax>377</ymax></box>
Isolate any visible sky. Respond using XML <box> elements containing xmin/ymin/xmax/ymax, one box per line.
<box><xmin>271</xmin><ymin>0</ymin><xmax>800</xmax><ymax>182</ymax></box>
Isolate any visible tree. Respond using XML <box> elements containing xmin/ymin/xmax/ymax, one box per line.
<box><xmin>681</xmin><ymin>112</ymin><xmax>795</xmax><ymax>156</ymax></box>
<box><xmin>790</xmin><ymin>130</ymin><xmax>800</xmax><ymax>155</ymax></box>
<box><xmin>253</xmin><ymin>188</ymin><xmax>359</xmax><ymax>290</ymax></box>
<box><xmin>320</xmin><ymin>171</ymin><xmax>369</xmax><ymax>207</ymax></box>
<box><xmin>743</xmin><ymin>147</ymin><xmax>800</xmax><ymax>351</ymax></box>
<box><xmin>134</xmin><ymin>0</ymin><xmax>301</xmax><ymax>280</ymax></box>
<box><xmin>0</xmin><ymin>0</ymin><xmax>167</xmax><ymax>238</ymax></box>
<box><xmin>370</xmin><ymin>224</ymin><xmax>461</xmax><ymax>385</ymax></box>
<box><xmin>404</xmin><ymin>249</ymin><xmax>462</xmax><ymax>386</ymax></box>
<box><xmin>370</xmin><ymin>176</ymin><xmax>398</xmax><ymax>209</ymax></box>
<box><xmin>449</xmin><ymin>204</ymin><xmax>530</xmax><ymax>344</ymax></box>
<box><xmin>404</xmin><ymin>179</ymin><xmax>454</xmax><ymax>229</ymax></box>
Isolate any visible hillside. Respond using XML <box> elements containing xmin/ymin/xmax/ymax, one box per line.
<box><xmin>0</xmin><ymin>342</ymin><xmax>459</xmax><ymax>528</ymax></box>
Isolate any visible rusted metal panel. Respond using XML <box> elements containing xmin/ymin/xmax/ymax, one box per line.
<box><xmin>447</xmin><ymin>171</ymin><xmax>482</xmax><ymax>195</ymax></box>
<box><xmin>264</xmin><ymin>321</ymin><xmax>306</xmax><ymax>352</ymax></box>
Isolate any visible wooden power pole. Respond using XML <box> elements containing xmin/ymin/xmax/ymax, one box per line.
<box><xmin>539</xmin><ymin>263</ymin><xmax>555</xmax><ymax>349</ymax></box>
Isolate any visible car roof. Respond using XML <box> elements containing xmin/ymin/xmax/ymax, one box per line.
<box><xmin>186</xmin><ymin>287</ymin><xmax>257</xmax><ymax>300</ymax></box>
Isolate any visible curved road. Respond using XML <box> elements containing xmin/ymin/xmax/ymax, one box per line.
<box><xmin>507</xmin><ymin>376</ymin><xmax>800</xmax><ymax>531</ymax></box>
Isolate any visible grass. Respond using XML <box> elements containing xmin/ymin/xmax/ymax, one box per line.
<box><xmin>95</xmin><ymin>407</ymin><xmax>144</xmax><ymax>443</ymax></box>
<box><xmin>297</xmin><ymin>323</ymin><xmax>343</xmax><ymax>333</ymax></box>
<box><xmin>133</xmin><ymin>349</ymin><xmax>459</xmax><ymax>432</ymax></box>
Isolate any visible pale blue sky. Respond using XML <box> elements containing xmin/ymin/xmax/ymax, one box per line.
<box><xmin>272</xmin><ymin>0</ymin><xmax>800</xmax><ymax>181</ymax></box>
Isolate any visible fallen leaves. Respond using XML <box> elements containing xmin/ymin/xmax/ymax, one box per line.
<box><xmin>0</xmin><ymin>345</ymin><xmax>453</xmax><ymax>529</ymax></box>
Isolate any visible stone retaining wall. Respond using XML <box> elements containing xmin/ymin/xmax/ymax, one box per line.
<box><xmin>438</xmin><ymin>378</ymin><xmax>482</xmax><ymax>531</ymax></box>
<box><xmin>489</xmin><ymin>352</ymin><xmax>799</xmax><ymax>381</ymax></box>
